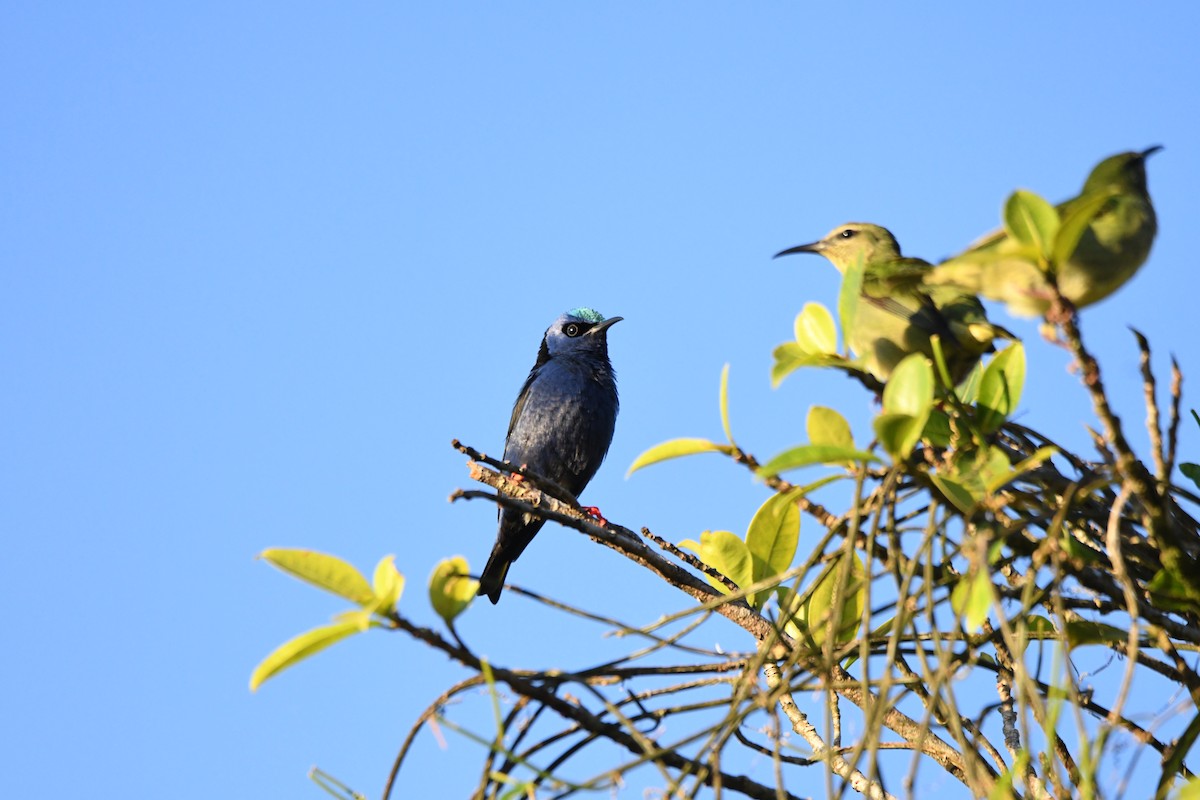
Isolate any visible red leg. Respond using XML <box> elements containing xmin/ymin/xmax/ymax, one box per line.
<box><xmin>581</xmin><ymin>506</ymin><xmax>608</xmax><ymax>527</ymax></box>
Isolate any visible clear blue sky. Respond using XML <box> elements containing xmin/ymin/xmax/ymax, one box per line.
<box><xmin>3</xmin><ymin>4</ymin><xmax>1198</xmax><ymax>798</ymax></box>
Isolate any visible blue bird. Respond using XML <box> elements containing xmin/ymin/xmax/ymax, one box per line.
<box><xmin>477</xmin><ymin>307</ymin><xmax>622</xmax><ymax>604</ymax></box>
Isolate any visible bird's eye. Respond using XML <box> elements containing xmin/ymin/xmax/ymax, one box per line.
<box><xmin>564</xmin><ymin>323</ymin><xmax>583</xmax><ymax>337</ymax></box>
<box><xmin>839</xmin><ymin>229</ymin><xmax>857</xmax><ymax>239</ymax></box>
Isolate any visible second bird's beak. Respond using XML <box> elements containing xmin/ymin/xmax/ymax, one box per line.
<box><xmin>1141</xmin><ymin>144</ymin><xmax>1164</xmax><ymax>160</ymax></box>
<box><xmin>587</xmin><ymin>316</ymin><xmax>623</xmax><ymax>336</ymax></box>
<box><xmin>773</xmin><ymin>241</ymin><xmax>824</xmax><ymax>259</ymax></box>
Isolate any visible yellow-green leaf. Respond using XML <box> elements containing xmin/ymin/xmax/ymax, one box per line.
<box><xmin>758</xmin><ymin>444</ymin><xmax>879</xmax><ymax>477</ymax></box>
<box><xmin>250</xmin><ymin>620</ymin><xmax>363</xmax><ymax>691</ymax></box>
<box><xmin>371</xmin><ymin>555</ymin><xmax>405</xmax><ymax>616</ymax></box>
<box><xmin>985</xmin><ymin>445</ymin><xmax>1056</xmax><ymax>493</ymax></box>
<box><xmin>932</xmin><ymin>446</ymin><xmax>1011</xmax><ymax>512</ymax></box>
<box><xmin>930</xmin><ymin>474</ymin><xmax>978</xmax><ymax>514</ymax></box>
<box><xmin>951</xmin><ymin>568</ymin><xmax>994</xmax><ymax>631</ymax></box>
<box><xmin>1019</xmin><ymin>615</ymin><xmax>1059</xmax><ymax>654</ymax></box>
<box><xmin>1065</xmin><ymin>620</ymin><xmax>1129</xmax><ymax>649</ymax></box>
<box><xmin>1023</xmin><ymin>615</ymin><xmax>1058</xmax><ymax>636</ymax></box>
<box><xmin>875</xmin><ymin>354</ymin><xmax>934</xmax><ymax>460</ymax></box>
<box><xmin>1177</xmin><ymin>774</ymin><xmax>1200</xmax><ymax>800</ymax></box>
<box><xmin>334</xmin><ymin>608</ymin><xmax>375</xmax><ymax>632</ymax></box>
<box><xmin>627</xmin><ymin>438</ymin><xmax>734</xmax><ymax>477</ymax></box>
<box><xmin>873</xmin><ymin>413</ymin><xmax>922</xmax><ymax>463</ymax></box>
<box><xmin>976</xmin><ymin>342</ymin><xmax>1026</xmax><ymax>434</ymax></box>
<box><xmin>745</xmin><ymin>492</ymin><xmax>801</xmax><ymax>606</ymax></box>
<box><xmin>806</xmin><ymin>406</ymin><xmax>853</xmax><ymax>450</ymax></box>
<box><xmin>842</xmin><ymin>615</ymin><xmax>896</xmax><ymax>669</ymax></box>
<box><xmin>1147</xmin><ymin>568</ymin><xmax>1200</xmax><ymax>615</ymax></box>
<box><xmin>679</xmin><ymin>530</ymin><xmax>753</xmax><ymax>602</ymax></box>
<box><xmin>780</xmin><ymin>550</ymin><xmax>866</xmax><ymax>647</ymax></box>
<box><xmin>955</xmin><ymin>360</ymin><xmax>984</xmax><ymax>405</ymax></box>
<box><xmin>987</xmin><ymin>755</ymin><xmax>1027</xmax><ymax>800</ymax></box>
<box><xmin>883</xmin><ymin>353</ymin><xmax>935</xmax><ymax>418</ymax></box>
<box><xmin>794</xmin><ymin>302</ymin><xmax>838</xmax><ymax>355</ymax></box>
<box><xmin>718</xmin><ymin>363</ymin><xmax>735</xmax><ymax>447</ymax></box>
<box><xmin>922</xmin><ymin>409</ymin><xmax>953</xmax><ymax>448</ymax></box>
<box><xmin>260</xmin><ymin>549</ymin><xmax>375</xmax><ymax>606</ymax></box>
<box><xmin>429</xmin><ymin>556</ymin><xmax>477</xmax><ymax>624</ymax></box>
<box><xmin>770</xmin><ymin>343</ymin><xmax>848</xmax><ymax>387</ymax></box>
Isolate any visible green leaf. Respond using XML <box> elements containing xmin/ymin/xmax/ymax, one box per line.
<box><xmin>922</xmin><ymin>409</ymin><xmax>953</xmax><ymax>448</ymax></box>
<box><xmin>260</xmin><ymin>549</ymin><xmax>376</xmax><ymax>606</ymax></box>
<box><xmin>932</xmin><ymin>446</ymin><xmax>1012</xmax><ymax>512</ymax></box>
<box><xmin>1003</xmin><ymin>189</ymin><xmax>1059</xmax><ymax>260</ymax></box>
<box><xmin>1065</xmin><ymin>620</ymin><xmax>1129</xmax><ymax>649</ymax></box>
<box><xmin>370</xmin><ymin>555</ymin><xmax>405</xmax><ymax>616</ymax></box>
<box><xmin>1181</xmin><ymin>462</ymin><xmax>1200</xmax><ymax>490</ymax></box>
<box><xmin>1061</xmin><ymin>527</ymin><xmax>1100</xmax><ymax>564</ymax></box>
<box><xmin>985</xmin><ymin>445</ymin><xmax>1056</xmax><ymax>493</ymax></box>
<box><xmin>806</xmin><ymin>406</ymin><xmax>853</xmax><ymax>450</ymax></box>
<box><xmin>718</xmin><ymin>363</ymin><xmax>735</xmax><ymax>446</ymax></box>
<box><xmin>837</xmin><ymin>253</ymin><xmax>865</xmax><ymax>352</ymax></box>
<box><xmin>794</xmin><ymin>302</ymin><xmax>838</xmax><ymax>355</ymax></box>
<box><xmin>1023</xmin><ymin>615</ymin><xmax>1057</xmax><ymax>633</ymax></box>
<box><xmin>987</xmin><ymin>753</ymin><xmax>1029</xmax><ymax>800</ymax></box>
<box><xmin>250</xmin><ymin>620</ymin><xmax>363</xmax><ymax>691</ymax></box>
<box><xmin>770</xmin><ymin>343</ymin><xmax>848</xmax><ymax>387</ymax></box>
<box><xmin>976</xmin><ymin>342</ymin><xmax>1026</xmax><ymax>434</ymax></box>
<box><xmin>334</xmin><ymin>608</ymin><xmax>375</xmax><ymax>632</ymax></box>
<box><xmin>930</xmin><ymin>474</ymin><xmax>978</xmax><ymax>514</ymax></box>
<box><xmin>497</xmin><ymin>781</ymin><xmax>538</xmax><ymax>800</ymax></box>
<box><xmin>758</xmin><ymin>444</ymin><xmax>879</xmax><ymax>477</ymax></box>
<box><xmin>780</xmin><ymin>550</ymin><xmax>866</xmax><ymax>647</ymax></box>
<box><xmin>873</xmin><ymin>413</ymin><xmax>922</xmax><ymax>463</ymax></box>
<box><xmin>841</xmin><ymin>615</ymin><xmax>896</xmax><ymax>669</ymax></box>
<box><xmin>745</xmin><ymin>492</ymin><xmax>801</xmax><ymax>606</ymax></box>
<box><xmin>883</xmin><ymin>353</ymin><xmax>935</xmax><ymax>417</ymax></box>
<box><xmin>1053</xmin><ymin>187</ymin><xmax>1119</xmax><ymax>266</ymax></box>
<box><xmin>955</xmin><ymin>360</ymin><xmax>984</xmax><ymax>405</ymax></box>
<box><xmin>429</xmin><ymin>556</ymin><xmax>477</xmax><ymax>624</ymax></box>
<box><xmin>679</xmin><ymin>530</ymin><xmax>754</xmax><ymax>603</ymax></box>
<box><xmin>973</xmin><ymin>445</ymin><xmax>1014</xmax><ymax>493</ymax></box>
<box><xmin>874</xmin><ymin>353</ymin><xmax>934</xmax><ymax>460</ymax></box>
<box><xmin>1147</xmin><ymin>568</ymin><xmax>1200</xmax><ymax>615</ymax></box>
<box><xmin>950</xmin><ymin>568</ymin><xmax>994</xmax><ymax>631</ymax></box>
<box><xmin>627</xmin><ymin>438</ymin><xmax>734</xmax><ymax>476</ymax></box>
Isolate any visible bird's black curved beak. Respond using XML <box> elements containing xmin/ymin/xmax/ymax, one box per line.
<box><xmin>587</xmin><ymin>316</ymin><xmax>623</xmax><ymax>336</ymax></box>
<box><xmin>1141</xmin><ymin>144</ymin><xmax>1164</xmax><ymax>159</ymax></box>
<box><xmin>773</xmin><ymin>241</ymin><xmax>824</xmax><ymax>259</ymax></box>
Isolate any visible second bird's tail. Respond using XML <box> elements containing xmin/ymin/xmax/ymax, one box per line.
<box><xmin>476</xmin><ymin>546</ymin><xmax>511</xmax><ymax>605</ymax></box>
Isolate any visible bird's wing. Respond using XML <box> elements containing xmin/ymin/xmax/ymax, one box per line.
<box><xmin>506</xmin><ymin>372</ymin><xmax>536</xmax><ymax>442</ymax></box>
<box><xmin>860</xmin><ymin>292</ymin><xmax>961</xmax><ymax>347</ymax></box>
<box><xmin>861</xmin><ymin>258</ymin><xmax>962</xmax><ymax>344</ymax></box>
<box><xmin>864</xmin><ymin>257</ymin><xmax>934</xmax><ymax>296</ymax></box>
<box><xmin>506</xmin><ymin>340</ymin><xmax>552</xmax><ymax>441</ymax></box>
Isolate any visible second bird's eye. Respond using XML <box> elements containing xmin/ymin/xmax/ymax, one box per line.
<box><xmin>839</xmin><ymin>229</ymin><xmax>857</xmax><ymax>239</ymax></box>
<box><xmin>564</xmin><ymin>323</ymin><xmax>583</xmax><ymax>337</ymax></box>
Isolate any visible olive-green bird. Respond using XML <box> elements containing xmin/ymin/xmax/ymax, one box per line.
<box><xmin>926</xmin><ymin>147</ymin><xmax>1161</xmax><ymax>317</ymax></box>
<box><xmin>776</xmin><ymin>223</ymin><xmax>1016</xmax><ymax>383</ymax></box>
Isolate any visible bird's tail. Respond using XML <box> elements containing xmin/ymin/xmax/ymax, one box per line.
<box><xmin>476</xmin><ymin>545</ymin><xmax>511</xmax><ymax>604</ymax></box>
